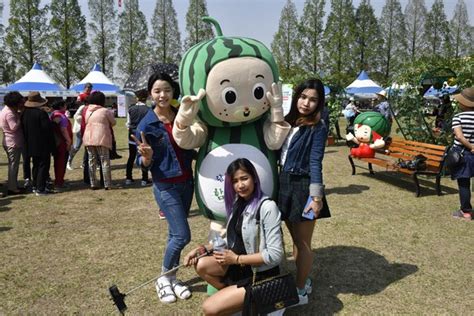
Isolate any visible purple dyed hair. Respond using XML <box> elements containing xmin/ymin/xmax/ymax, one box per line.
<box><xmin>224</xmin><ymin>158</ymin><xmax>264</xmax><ymax>218</ymax></box>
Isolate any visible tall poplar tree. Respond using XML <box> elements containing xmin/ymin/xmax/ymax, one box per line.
<box><xmin>184</xmin><ymin>0</ymin><xmax>213</xmax><ymax>50</ymax></box>
<box><xmin>151</xmin><ymin>0</ymin><xmax>182</xmax><ymax>64</ymax></box>
<box><xmin>88</xmin><ymin>0</ymin><xmax>117</xmax><ymax>78</ymax></box>
<box><xmin>48</xmin><ymin>0</ymin><xmax>90</xmax><ymax>88</ymax></box>
<box><xmin>118</xmin><ymin>0</ymin><xmax>149</xmax><ymax>79</ymax></box>
<box><xmin>298</xmin><ymin>0</ymin><xmax>325</xmax><ymax>74</ymax></box>
<box><xmin>450</xmin><ymin>0</ymin><xmax>472</xmax><ymax>58</ymax></box>
<box><xmin>5</xmin><ymin>0</ymin><xmax>48</xmax><ymax>77</ymax></box>
<box><xmin>322</xmin><ymin>0</ymin><xmax>356</xmax><ymax>83</ymax></box>
<box><xmin>379</xmin><ymin>0</ymin><xmax>407</xmax><ymax>80</ymax></box>
<box><xmin>404</xmin><ymin>0</ymin><xmax>427</xmax><ymax>60</ymax></box>
<box><xmin>354</xmin><ymin>0</ymin><xmax>382</xmax><ymax>73</ymax></box>
<box><xmin>423</xmin><ymin>0</ymin><xmax>449</xmax><ymax>57</ymax></box>
<box><xmin>271</xmin><ymin>0</ymin><xmax>300</xmax><ymax>76</ymax></box>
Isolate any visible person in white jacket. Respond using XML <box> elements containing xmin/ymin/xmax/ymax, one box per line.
<box><xmin>67</xmin><ymin>103</ymin><xmax>86</xmax><ymax>170</ymax></box>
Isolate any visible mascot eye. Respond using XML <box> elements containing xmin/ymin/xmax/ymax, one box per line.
<box><xmin>221</xmin><ymin>87</ymin><xmax>237</xmax><ymax>105</ymax></box>
<box><xmin>253</xmin><ymin>83</ymin><xmax>266</xmax><ymax>100</ymax></box>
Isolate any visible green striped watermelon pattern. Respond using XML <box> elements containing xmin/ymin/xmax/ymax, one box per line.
<box><xmin>354</xmin><ymin>111</ymin><xmax>391</xmax><ymax>137</ymax></box>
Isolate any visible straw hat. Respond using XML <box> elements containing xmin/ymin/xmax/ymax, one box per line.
<box><xmin>24</xmin><ymin>91</ymin><xmax>47</xmax><ymax>108</ymax></box>
<box><xmin>376</xmin><ymin>90</ymin><xmax>387</xmax><ymax>99</ymax></box>
<box><xmin>454</xmin><ymin>87</ymin><xmax>474</xmax><ymax>108</ymax></box>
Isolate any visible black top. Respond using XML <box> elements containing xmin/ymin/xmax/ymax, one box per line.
<box><xmin>21</xmin><ymin>107</ymin><xmax>55</xmax><ymax>156</ymax></box>
<box><xmin>227</xmin><ymin>198</ymin><xmax>248</xmax><ymax>256</ymax></box>
<box><xmin>128</xmin><ymin>103</ymin><xmax>149</xmax><ymax>132</ymax></box>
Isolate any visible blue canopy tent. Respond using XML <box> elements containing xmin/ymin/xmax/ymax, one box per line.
<box><xmin>345</xmin><ymin>70</ymin><xmax>383</xmax><ymax>99</ymax></box>
<box><xmin>5</xmin><ymin>63</ymin><xmax>68</xmax><ymax>96</ymax></box>
<box><xmin>70</xmin><ymin>64</ymin><xmax>120</xmax><ymax>96</ymax></box>
<box><xmin>423</xmin><ymin>82</ymin><xmax>458</xmax><ymax>100</ymax></box>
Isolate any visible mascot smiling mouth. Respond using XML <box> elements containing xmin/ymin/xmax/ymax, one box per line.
<box><xmin>243</xmin><ymin>109</ymin><xmax>251</xmax><ymax>117</ymax></box>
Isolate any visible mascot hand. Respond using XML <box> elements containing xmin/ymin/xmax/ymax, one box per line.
<box><xmin>370</xmin><ymin>139</ymin><xmax>385</xmax><ymax>149</ymax></box>
<box><xmin>345</xmin><ymin>133</ymin><xmax>355</xmax><ymax>142</ymax></box>
<box><xmin>176</xmin><ymin>89</ymin><xmax>206</xmax><ymax>127</ymax></box>
<box><xmin>266</xmin><ymin>82</ymin><xmax>284</xmax><ymax>122</ymax></box>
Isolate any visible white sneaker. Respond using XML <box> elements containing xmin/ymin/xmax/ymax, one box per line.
<box><xmin>156</xmin><ymin>277</ymin><xmax>176</xmax><ymax>304</ymax></box>
<box><xmin>66</xmin><ymin>162</ymin><xmax>74</xmax><ymax>171</ymax></box>
<box><xmin>125</xmin><ymin>179</ymin><xmax>134</xmax><ymax>185</ymax></box>
<box><xmin>267</xmin><ymin>308</ymin><xmax>286</xmax><ymax>315</ymax></box>
<box><xmin>305</xmin><ymin>278</ymin><xmax>313</xmax><ymax>294</ymax></box>
<box><xmin>297</xmin><ymin>292</ymin><xmax>308</xmax><ymax>306</ymax></box>
<box><xmin>171</xmin><ymin>279</ymin><xmax>191</xmax><ymax>299</ymax></box>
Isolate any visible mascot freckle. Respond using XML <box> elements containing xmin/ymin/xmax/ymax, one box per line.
<box><xmin>172</xmin><ymin>17</ymin><xmax>290</xmax><ymax>234</ymax></box>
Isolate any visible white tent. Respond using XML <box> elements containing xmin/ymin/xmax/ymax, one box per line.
<box><xmin>346</xmin><ymin>71</ymin><xmax>383</xmax><ymax>99</ymax></box>
<box><xmin>5</xmin><ymin>63</ymin><xmax>69</xmax><ymax>97</ymax></box>
<box><xmin>70</xmin><ymin>64</ymin><xmax>120</xmax><ymax>96</ymax></box>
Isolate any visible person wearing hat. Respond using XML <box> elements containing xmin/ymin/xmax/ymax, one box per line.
<box><xmin>0</xmin><ymin>91</ymin><xmax>25</xmax><ymax>195</ymax></box>
<box><xmin>77</xmin><ymin>82</ymin><xmax>93</xmax><ymax>103</ymax></box>
<box><xmin>342</xmin><ymin>96</ymin><xmax>359</xmax><ymax>126</ymax></box>
<box><xmin>450</xmin><ymin>87</ymin><xmax>474</xmax><ymax>221</ymax></box>
<box><xmin>21</xmin><ymin>92</ymin><xmax>55</xmax><ymax>196</ymax></box>
<box><xmin>375</xmin><ymin>90</ymin><xmax>393</xmax><ymax>128</ymax></box>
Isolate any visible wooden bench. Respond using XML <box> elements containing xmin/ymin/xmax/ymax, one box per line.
<box><xmin>348</xmin><ymin>138</ymin><xmax>448</xmax><ymax>197</ymax></box>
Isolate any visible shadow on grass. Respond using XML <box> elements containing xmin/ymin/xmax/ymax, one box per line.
<box><xmin>0</xmin><ymin>226</ymin><xmax>12</xmax><ymax>232</ymax></box>
<box><xmin>356</xmin><ymin>171</ymin><xmax>458</xmax><ymax>196</ymax></box>
<box><xmin>290</xmin><ymin>245</ymin><xmax>418</xmax><ymax>314</ymax></box>
<box><xmin>0</xmin><ymin>194</ymin><xmax>27</xmax><ymax>212</ymax></box>
<box><xmin>326</xmin><ymin>184</ymin><xmax>370</xmax><ymax>195</ymax></box>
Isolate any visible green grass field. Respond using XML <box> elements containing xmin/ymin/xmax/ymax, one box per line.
<box><xmin>0</xmin><ymin>118</ymin><xmax>472</xmax><ymax>314</ymax></box>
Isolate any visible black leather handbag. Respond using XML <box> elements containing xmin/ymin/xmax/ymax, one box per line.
<box><xmin>445</xmin><ymin>146</ymin><xmax>465</xmax><ymax>171</ymax></box>
<box><xmin>250</xmin><ymin>199</ymin><xmax>299</xmax><ymax>315</ymax></box>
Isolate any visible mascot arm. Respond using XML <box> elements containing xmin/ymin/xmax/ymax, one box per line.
<box><xmin>263</xmin><ymin>118</ymin><xmax>291</xmax><ymax>150</ymax></box>
<box><xmin>345</xmin><ymin>133</ymin><xmax>359</xmax><ymax>144</ymax></box>
<box><xmin>172</xmin><ymin>119</ymin><xmax>208</xmax><ymax>150</ymax></box>
<box><xmin>370</xmin><ymin>138</ymin><xmax>385</xmax><ymax>149</ymax></box>
<box><xmin>175</xmin><ymin>89</ymin><xmax>206</xmax><ymax>127</ymax></box>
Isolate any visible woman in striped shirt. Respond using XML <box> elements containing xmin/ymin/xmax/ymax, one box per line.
<box><xmin>451</xmin><ymin>87</ymin><xmax>474</xmax><ymax>221</ymax></box>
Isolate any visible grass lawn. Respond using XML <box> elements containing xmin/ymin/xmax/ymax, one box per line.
<box><xmin>0</xmin><ymin>118</ymin><xmax>472</xmax><ymax>314</ymax></box>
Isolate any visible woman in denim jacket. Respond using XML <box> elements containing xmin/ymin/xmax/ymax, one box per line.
<box><xmin>184</xmin><ymin>158</ymin><xmax>283</xmax><ymax>315</ymax></box>
<box><xmin>278</xmin><ymin>78</ymin><xmax>328</xmax><ymax>305</ymax></box>
<box><xmin>134</xmin><ymin>73</ymin><xmax>196</xmax><ymax>304</ymax></box>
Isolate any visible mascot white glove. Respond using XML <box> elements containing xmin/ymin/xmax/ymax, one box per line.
<box><xmin>176</xmin><ymin>89</ymin><xmax>206</xmax><ymax>127</ymax></box>
<box><xmin>266</xmin><ymin>82</ymin><xmax>284</xmax><ymax>123</ymax></box>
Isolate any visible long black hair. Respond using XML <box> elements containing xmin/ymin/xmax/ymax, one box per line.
<box><xmin>285</xmin><ymin>78</ymin><xmax>325</xmax><ymax>127</ymax></box>
<box><xmin>147</xmin><ymin>72</ymin><xmax>180</xmax><ymax>100</ymax></box>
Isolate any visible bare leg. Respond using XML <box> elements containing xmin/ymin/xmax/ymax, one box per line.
<box><xmin>286</xmin><ymin>220</ymin><xmax>316</xmax><ymax>289</ymax></box>
<box><xmin>195</xmin><ymin>256</ymin><xmax>228</xmax><ymax>289</ymax></box>
<box><xmin>202</xmin><ymin>284</ymin><xmax>246</xmax><ymax>316</ymax></box>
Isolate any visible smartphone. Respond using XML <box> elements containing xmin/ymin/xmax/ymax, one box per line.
<box><xmin>301</xmin><ymin>196</ymin><xmax>316</xmax><ymax>220</ymax></box>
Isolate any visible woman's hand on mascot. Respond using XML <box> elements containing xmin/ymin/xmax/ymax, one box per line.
<box><xmin>131</xmin><ymin>131</ymin><xmax>154</xmax><ymax>167</ymax></box>
<box><xmin>266</xmin><ymin>82</ymin><xmax>284</xmax><ymax>122</ymax></box>
<box><xmin>176</xmin><ymin>89</ymin><xmax>206</xmax><ymax>128</ymax></box>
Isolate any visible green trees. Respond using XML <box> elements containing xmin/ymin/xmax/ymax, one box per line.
<box><xmin>379</xmin><ymin>0</ymin><xmax>407</xmax><ymax>80</ymax></box>
<box><xmin>354</xmin><ymin>0</ymin><xmax>382</xmax><ymax>74</ymax></box>
<box><xmin>117</xmin><ymin>0</ymin><xmax>149</xmax><ymax>79</ymax></box>
<box><xmin>48</xmin><ymin>0</ymin><xmax>90</xmax><ymax>88</ymax></box>
<box><xmin>404</xmin><ymin>0</ymin><xmax>427</xmax><ymax>60</ymax></box>
<box><xmin>299</xmin><ymin>0</ymin><xmax>325</xmax><ymax>75</ymax></box>
<box><xmin>88</xmin><ymin>0</ymin><xmax>117</xmax><ymax>78</ymax></box>
<box><xmin>271</xmin><ymin>0</ymin><xmax>300</xmax><ymax>78</ymax></box>
<box><xmin>424</xmin><ymin>0</ymin><xmax>450</xmax><ymax>57</ymax></box>
<box><xmin>322</xmin><ymin>0</ymin><xmax>356</xmax><ymax>84</ymax></box>
<box><xmin>151</xmin><ymin>0</ymin><xmax>182</xmax><ymax>64</ymax></box>
<box><xmin>5</xmin><ymin>0</ymin><xmax>48</xmax><ymax>77</ymax></box>
<box><xmin>183</xmin><ymin>0</ymin><xmax>214</xmax><ymax>50</ymax></box>
<box><xmin>450</xmin><ymin>0</ymin><xmax>473</xmax><ymax>58</ymax></box>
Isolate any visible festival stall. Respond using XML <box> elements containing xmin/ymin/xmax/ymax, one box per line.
<box><xmin>345</xmin><ymin>70</ymin><xmax>383</xmax><ymax>99</ymax></box>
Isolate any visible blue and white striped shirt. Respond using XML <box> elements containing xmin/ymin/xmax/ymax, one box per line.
<box><xmin>452</xmin><ymin>111</ymin><xmax>474</xmax><ymax>147</ymax></box>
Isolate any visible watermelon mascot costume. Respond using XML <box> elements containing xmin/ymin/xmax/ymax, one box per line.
<box><xmin>172</xmin><ymin>17</ymin><xmax>290</xmax><ymax>232</ymax></box>
<box><xmin>346</xmin><ymin>111</ymin><xmax>390</xmax><ymax>158</ymax></box>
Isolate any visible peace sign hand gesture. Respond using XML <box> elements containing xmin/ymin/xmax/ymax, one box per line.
<box><xmin>131</xmin><ymin>131</ymin><xmax>153</xmax><ymax>167</ymax></box>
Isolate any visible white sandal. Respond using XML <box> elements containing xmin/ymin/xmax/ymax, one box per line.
<box><xmin>156</xmin><ymin>278</ymin><xmax>176</xmax><ymax>304</ymax></box>
<box><xmin>172</xmin><ymin>279</ymin><xmax>192</xmax><ymax>300</ymax></box>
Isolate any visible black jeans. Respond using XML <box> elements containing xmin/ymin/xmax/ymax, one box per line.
<box><xmin>457</xmin><ymin>178</ymin><xmax>472</xmax><ymax>211</ymax></box>
<box><xmin>32</xmin><ymin>154</ymin><xmax>50</xmax><ymax>192</ymax></box>
<box><xmin>126</xmin><ymin>143</ymin><xmax>148</xmax><ymax>181</ymax></box>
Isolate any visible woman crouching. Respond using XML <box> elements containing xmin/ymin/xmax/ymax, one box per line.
<box><xmin>184</xmin><ymin>158</ymin><xmax>283</xmax><ymax>315</ymax></box>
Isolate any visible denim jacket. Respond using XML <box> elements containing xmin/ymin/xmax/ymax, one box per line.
<box><xmin>282</xmin><ymin>121</ymin><xmax>327</xmax><ymax>197</ymax></box>
<box><xmin>226</xmin><ymin>197</ymin><xmax>283</xmax><ymax>272</ymax></box>
<box><xmin>136</xmin><ymin>109</ymin><xmax>194</xmax><ymax>181</ymax></box>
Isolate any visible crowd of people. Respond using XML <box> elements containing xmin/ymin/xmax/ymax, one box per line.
<box><xmin>1</xmin><ymin>74</ymin><xmax>472</xmax><ymax>314</ymax></box>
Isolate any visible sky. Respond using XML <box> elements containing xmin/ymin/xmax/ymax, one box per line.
<box><xmin>1</xmin><ymin>0</ymin><xmax>472</xmax><ymax>48</ymax></box>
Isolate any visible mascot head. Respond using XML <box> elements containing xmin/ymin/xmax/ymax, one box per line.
<box><xmin>179</xmin><ymin>17</ymin><xmax>279</xmax><ymax>127</ymax></box>
<box><xmin>353</xmin><ymin>111</ymin><xmax>390</xmax><ymax>143</ymax></box>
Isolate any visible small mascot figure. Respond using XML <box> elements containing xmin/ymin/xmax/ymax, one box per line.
<box><xmin>346</xmin><ymin>111</ymin><xmax>390</xmax><ymax>158</ymax></box>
